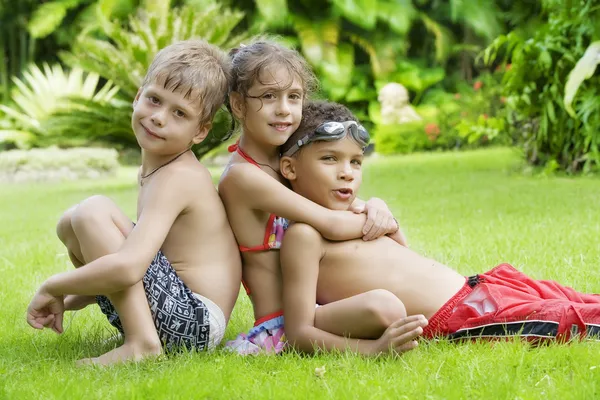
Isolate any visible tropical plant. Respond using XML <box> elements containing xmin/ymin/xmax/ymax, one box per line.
<box><xmin>221</xmin><ymin>0</ymin><xmax>542</xmax><ymax>139</ymax></box>
<box><xmin>1</xmin><ymin>1</ymin><xmax>38</xmax><ymax>104</ymax></box>
<box><xmin>26</xmin><ymin>0</ymin><xmax>138</xmax><ymax>40</ymax></box>
<box><xmin>62</xmin><ymin>3</ymin><xmax>246</xmax><ymax>97</ymax></box>
<box><xmin>563</xmin><ymin>41</ymin><xmax>600</xmax><ymax>117</ymax></box>
<box><xmin>483</xmin><ymin>0</ymin><xmax>600</xmax><ymax>173</ymax></box>
<box><xmin>0</xmin><ymin>63</ymin><xmax>120</xmax><ymax>148</ymax></box>
<box><xmin>58</xmin><ymin>1</ymin><xmax>247</xmax><ymax>157</ymax></box>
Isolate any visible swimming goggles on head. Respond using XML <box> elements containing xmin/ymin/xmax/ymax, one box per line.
<box><xmin>281</xmin><ymin>120</ymin><xmax>368</xmax><ymax>157</ymax></box>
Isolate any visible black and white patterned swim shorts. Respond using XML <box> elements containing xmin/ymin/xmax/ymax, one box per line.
<box><xmin>96</xmin><ymin>251</ymin><xmax>210</xmax><ymax>351</ymax></box>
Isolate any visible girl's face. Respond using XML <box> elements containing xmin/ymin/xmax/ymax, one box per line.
<box><xmin>232</xmin><ymin>65</ymin><xmax>304</xmax><ymax>148</ymax></box>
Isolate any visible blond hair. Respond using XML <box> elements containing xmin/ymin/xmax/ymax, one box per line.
<box><xmin>142</xmin><ymin>40</ymin><xmax>231</xmax><ymax>126</ymax></box>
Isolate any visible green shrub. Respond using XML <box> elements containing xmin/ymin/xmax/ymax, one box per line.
<box><xmin>375</xmin><ymin>122</ymin><xmax>428</xmax><ymax>155</ymax></box>
<box><xmin>483</xmin><ymin>0</ymin><xmax>600</xmax><ymax>173</ymax></box>
<box><xmin>0</xmin><ymin>147</ymin><xmax>119</xmax><ymax>183</ymax></box>
<box><xmin>0</xmin><ymin>63</ymin><xmax>119</xmax><ymax>149</ymax></box>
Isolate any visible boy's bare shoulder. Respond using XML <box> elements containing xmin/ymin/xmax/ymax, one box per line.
<box><xmin>282</xmin><ymin>223</ymin><xmax>325</xmax><ymax>262</ymax></box>
<box><xmin>169</xmin><ymin>159</ymin><xmax>213</xmax><ymax>185</ymax></box>
<box><xmin>149</xmin><ymin>160</ymin><xmax>216</xmax><ymax>201</ymax></box>
<box><xmin>284</xmin><ymin>223</ymin><xmax>323</xmax><ymax>245</ymax></box>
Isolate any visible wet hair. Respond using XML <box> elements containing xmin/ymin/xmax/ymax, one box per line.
<box><xmin>142</xmin><ymin>40</ymin><xmax>232</xmax><ymax>126</ymax></box>
<box><xmin>280</xmin><ymin>100</ymin><xmax>370</xmax><ymax>156</ymax></box>
<box><xmin>225</xmin><ymin>38</ymin><xmax>318</xmax><ymax>137</ymax></box>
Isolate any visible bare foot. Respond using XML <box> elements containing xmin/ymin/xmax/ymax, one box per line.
<box><xmin>76</xmin><ymin>341</ymin><xmax>162</xmax><ymax>366</ymax></box>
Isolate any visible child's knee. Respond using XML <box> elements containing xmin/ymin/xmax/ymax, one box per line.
<box><xmin>56</xmin><ymin>206</ymin><xmax>79</xmax><ymax>243</ymax></box>
<box><xmin>363</xmin><ymin>289</ymin><xmax>406</xmax><ymax>328</ymax></box>
<box><xmin>71</xmin><ymin>195</ymin><xmax>114</xmax><ymax>233</ymax></box>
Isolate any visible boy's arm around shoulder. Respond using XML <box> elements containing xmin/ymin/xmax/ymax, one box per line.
<box><xmin>281</xmin><ymin>223</ymin><xmax>379</xmax><ymax>355</ymax></box>
<box><xmin>44</xmin><ymin>169</ymin><xmax>198</xmax><ymax>296</ymax></box>
<box><xmin>220</xmin><ymin>163</ymin><xmax>368</xmax><ymax>241</ymax></box>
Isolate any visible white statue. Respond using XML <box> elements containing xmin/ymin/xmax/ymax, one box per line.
<box><xmin>378</xmin><ymin>83</ymin><xmax>422</xmax><ymax>124</ymax></box>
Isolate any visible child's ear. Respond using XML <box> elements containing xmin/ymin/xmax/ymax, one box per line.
<box><xmin>280</xmin><ymin>156</ymin><xmax>297</xmax><ymax>181</ymax></box>
<box><xmin>133</xmin><ymin>87</ymin><xmax>143</xmax><ymax>107</ymax></box>
<box><xmin>193</xmin><ymin>123</ymin><xmax>212</xmax><ymax>144</ymax></box>
<box><xmin>229</xmin><ymin>91</ymin><xmax>245</xmax><ymax>120</ymax></box>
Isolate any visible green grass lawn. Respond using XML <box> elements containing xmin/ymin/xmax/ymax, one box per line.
<box><xmin>1</xmin><ymin>147</ymin><xmax>599</xmax><ymax>399</ymax></box>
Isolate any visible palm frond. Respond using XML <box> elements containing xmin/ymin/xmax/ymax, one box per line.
<box><xmin>0</xmin><ymin>63</ymin><xmax>120</xmax><ymax>147</ymax></box>
<box><xmin>41</xmin><ymin>98</ymin><xmax>135</xmax><ymax>148</ymax></box>
<box><xmin>27</xmin><ymin>0</ymin><xmax>86</xmax><ymax>38</ymax></box>
<box><xmin>61</xmin><ymin>3</ymin><xmax>246</xmax><ymax>99</ymax></box>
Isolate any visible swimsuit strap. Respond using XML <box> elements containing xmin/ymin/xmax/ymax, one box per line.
<box><xmin>229</xmin><ymin>141</ymin><xmax>281</xmax><ymax>254</ymax></box>
<box><xmin>228</xmin><ymin>142</ymin><xmax>260</xmax><ymax>167</ymax></box>
<box><xmin>239</xmin><ymin>214</ymin><xmax>277</xmax><ymax>253</ymax></box>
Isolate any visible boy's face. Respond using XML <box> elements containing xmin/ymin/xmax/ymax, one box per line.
<box><xmin>231</xmin><ymin>65</ymin><xmax>303</xmax><ymax>147</ymax></box>
<box><xmin>282</xmin><ymin>136</ymin><xmax>364</xmax><ymax>210</ymax></box>
<box><xmin>132</xmin><ymin>81</ymin><xmax>209</xmax><ymax>155</ymax></box>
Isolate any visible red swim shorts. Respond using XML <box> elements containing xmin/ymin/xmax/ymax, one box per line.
<box><xmin>422</xmin><ymin>263</ymin><xmax>600</xmax><ymax>341</ymax></box>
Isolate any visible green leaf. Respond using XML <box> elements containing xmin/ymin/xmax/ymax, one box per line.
<box><xmin>419</xmin><ymin>13</ymin><xmax>455</xmax><ymax>63</ymax></box>
<box><xmin>450</xmin><ymin>0</ymin><xmax>503</xmax><ymax>40</ymax></box>
<box><xmin>368</xmin><ymin>101</ymin><xmax>382</xmax><ymax>125</ymax></box>
<box><xmin>292</xmin><ymin>16</ymin><xmax>324</xmax><ymax>66</ymax></box>
<box><xmin>0</xmin><ymin>63</ymin><xmax>120</xmax><ymax>142</ymax></box>
<box><xmin>345</xmin><ymin>86</ymin><xmax>373</xmax><ymax>102</ymax></box>
<box><xmin>377</xmin><ymin>0</ymin><xmax>416</xmax><ymax>35</ymax></box>
<box><xmin>255</xmin><ymin>0</ymin><xmax>289</xmax><ymax>28</ymax></box>
<box><xmin>0</xmin><ymin>130</ymin><xmax>35</xmax><ymax>148</ymax></box>
<box><xmin>143</xmin><ymin>0</ymin><xmax>172</xmax><ymax>16</ymax></box>
<box><xmin>320</xmin><ymin>43</ymin><xmax>354</xmax><ymax>100</ymax></box>
<box><xmin>546</xmin><ymin>101</ymin><xmax>556</xmax><ymax>123</ymax></box>
<box><xmin>419</xmin><ymin>68</ymin><xmax>445</xmax><ymax>90</ymax></box>
<box><xmin>27</xmin><ymin>0</ymin><xmax>84</xmax><ymax>38</ymax></box>
<box><xmin>538</xmin><ymin>50</ymin><xmax>552</xmax><ymax>70</ymax></box>
<box><xmin>330</xmin><ymin>0</ymin><xmax>377</xmax><ymax>30</ymax></box>
<box><xmin>564</xmin><ymin>41</ymin><xmax>600</xmax><ymax>118</ymax></box>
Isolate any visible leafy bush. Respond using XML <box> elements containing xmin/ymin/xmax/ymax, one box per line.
<box><xmin>0</xmin><ymin>147</ymin><xmax>119</xmax><ymax>183</ymax></box>
<box><xmin>450</xmin><ymin>71</ymin><xmax>512</xmax><ymax>146</ymax></box>
<box><xmin>483</xmin><ymin>0</ymin><xmax>600</xmax><ymax>173</ymax></box>
<box><xmin>0</xmin><ymin>63</ymin><xmax>119</xmax><ymax>149</ymax></box>
<box><xmin>375</xmin><ymin>122</ymin><xmax>429</xmax><ymax>155</ymax></box>
<box><xmin>374</xmin><ymin>72</ymin><xmax>511</xmax><ymax>156</ymax></box>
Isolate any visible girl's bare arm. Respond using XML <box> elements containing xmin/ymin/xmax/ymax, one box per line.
<box><xmin>221</xmin><ymin>164</ymin><xmax>397</xmax><ymax>241</ymax></box>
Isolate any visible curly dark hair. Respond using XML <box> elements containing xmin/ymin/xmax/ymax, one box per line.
<box><xmin>280</xmin><ymin>100</ymin><xmax>369</xmax><ymax>156</ymax></box>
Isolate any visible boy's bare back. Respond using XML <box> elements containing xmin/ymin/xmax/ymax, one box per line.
<box><xmin>139</xmin><ymin>153</ymin><xmax>241</xmax><ymax>319</ymax></box>
<box><xmin>285</xmin><ymin>223</ymin><xmax>464</xmax><ymax>319</ymax></box>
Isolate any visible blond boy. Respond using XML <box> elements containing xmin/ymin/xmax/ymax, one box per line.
<box><xmin>26</xmin><ymin>40</ymin><xmax>242</xmax><ymax>365</ymax></box>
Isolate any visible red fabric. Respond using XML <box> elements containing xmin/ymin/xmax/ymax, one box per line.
<box><xmin>254</xmin><ymin>310</ymin><xmax>284</xmax><ymax>327</ymax></box>
<box><xmin>239</xmin><ymin>214</ymin><xmax>277</xmax><ymax>253</ymax></box>
<box><xmin>424</xmin><ymin>263</ymin><xmax>600</xmax><ymax>341</ymax></box>
<box><xmin>422</xmin><ymin>278</ymin><xmax>473</xmax><ymax>338</ymax></box>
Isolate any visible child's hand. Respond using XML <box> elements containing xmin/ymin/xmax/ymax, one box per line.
<box><xmin>370</xmin><ymin>315</ymin><xmax>428</xmax><ymax>356</ymax></box>
<box><xmin>26</xmin><ymin>285</ymin><xmax>65</xmax><ymax>334</ymax></box>
<box><xmin>351</xmin><ymin>197</ymin><xmax>399</xmax><ymax>241</ymax></box>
